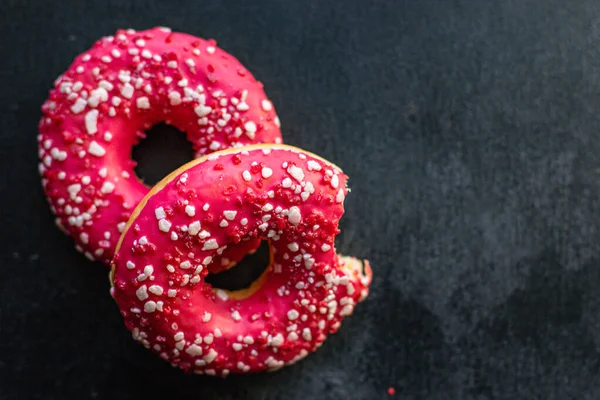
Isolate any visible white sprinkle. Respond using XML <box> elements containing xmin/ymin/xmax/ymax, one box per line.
<box><xmin>88</xmin><ymin>87</ymin><xmax>108</xmax><ymax>107</ymax></box>
<box><xmin>223</xmin><ymin>210</ymin><xmax>237</xmax><ymax>220</ymax></box>
<box><xmin>104</xmin><ymin>132</ymin><xmax>113</xmax><ymax>142</ymax></box>
<box><xmin>99</xmin><ymin>81</ymin><xmax>114</xmax><ymax>92</ymax></box>
<box><xmin>305</xmin><ymin>258</ymin><xmax>314</xmax><ymax>269</ymax></box>
<box><xmin>194</xmin><ymin>104</ymin><xmax>212</xmax><ymax>117</ymax></box>
<box><xmin>287</xmin><ymin>242</ymin><xmax>299</xmax><ymax>252</ymax></box>
<box><xmin>168</xmin><ymin>289</ymin><xmax>177</xmax><ymax>297</ymax></box>
<box><xmin>288</xmin><ymin>206</ymin><xmax>301</xmax><ymax>225</ymax></box>
<box><xmin>287</xmin><ymin>309</ymin><xmax>300</xmax><ymax>320</ymax></box>
<box><xmin>118</xmin><ymin>72</ymin><xmax>131</xmax><ymax>83</ymax></box>
<box><xmin>188</xmin><ymin>221</ymin><xmax>201</xmax><ymax>236</ymax></box>
<box><xmin>87</xmin><ymin>139</ymin><xmax>107</xmax><ymax>157</ymax></box>
<box><xmin>135</xmin><ymin>39</ymin><xmax>145</xmax><ymax>47</ymax></box>
<box><xmin>143</xmin><ymin>265</ymin><xmax>153</xmax><ymax>276</ymax></box>
<box><xmin>243</xmin><ymin>121</ymin><xmax>257</xmax><ymax>139</ymax></box>
<box><xmin>207</xmin><ymin>46</ymin><xmax>216</xmax><ymax>54</ymax></box>
<box><xmin>185</xmin><ymin>344</ymin><xmax>203</xmax><ymax>356</ymax></box>
<box><xmin>271</xmin><ymin>333</ymin><xmax>284</xmax><ymax>347</ymax></box>
<box><xmin>180</xmin><ymin>274</ymin><xmax>190</xmax><ymax>286</ymax></box>
<box><xmin>155</xmin><ymin>207</ymin><xmax>166</xmax><ymax>220</ymax></box>
<box><xmin>180</xmin><ymin>261</ymin><xmax>192</xmax><ymax>269</ymax></box>
<box><xmin>67</xmin><ymin>184</ymin><xmax>81</xmax><ymax>199</ymax></box>
<box><xmin>331</xmin><ymin>174</ymin><xmax>339</xmax><ymax>189</ymax></box>
<box><xmin>202</xmin><ymin>312</ymin><xmax>212</xmax><ymax>322</ymax></box>
<box><xmin>261</xmin><ymin>100</ymin><xmax>272</xmax><ymax>111</ymax></box>
<box><xmin>158</xmin><ymin>219</ymin><xmax>172</xmax><ymax>232</ymax></box>
<box><xmin>336</xmin><ymin>189</ymin><xmax>345</xmax><ymax>203</ymax></box>
<box><xmin>282</xmin><ymin>178</ymin><xmax>292</xmax><ymax>188</ymax></box>
<box><xmin>261</xmin><ymin>167</ymin><xmax>273</xmax><ymax>179</ymax></box>
<box><xmin>215</xmin><ymin>290</ymin><xmax>229</xmax><ymax>302</ymax></box>
<box><xmin>240</xmin><ymin>218</ymin><xmax>248</xmax><ymax>226</ymax></box>
<box><xmin>144</xmin><ymin>301</ymin><xmax>157</xmax><ymax>313</ymax></box>
<box><xmin>136</xmin><ymin>285</ymin><xmax>149</xmax><ymax>300</ymax></box>
<box><xmin>121</xmin><ymin>83</ymin><xmax>134</xmax><ymax>99</ymax></box>
<box><xmin>232</xmin><ymin>343</ymin><xmax>243</xmax><ymax>351</ymax></box>
<box><xmin>168</xmin><ymin>91</ymin><xmax>182</xmax><ymax>106</ymax></box>
<box><xmin>287</xmin><ymin>165</ymin><xmax>305</xmax><ymax>182</ymax></box>
<box><xmin>100</xmin><ymin>181</ymin><xmax>115</xmax><ymax>194</ymax></box>
<box><xmin>203</xmin><ymin>239</ymin><xmax>219</xmax><ymax>251</ymax></box>
<box><xmin>231</xmin><ymin>310</ymin><xmax>242</xmax><ymax>321</ymax></box>
<box><xmin>170</xmin><ymin>232</ymin><xmax>178</xmax><ymax>241</ymax></box>
<box><xmin>80</xmin><ymin>232</ymin><xmax>89</xmax><ymax>244</ymax></box>
<box><xmin>126</xmin><ymin>261</ymin><xmax>135</xmax><ymax>270</ymax></box>
<box><xmin>84</xmin><ymin>110</ymin><xmax>99</xmax><ymax>134</ymax></box>
<box><xmin>50</xmin><ymin>148</ymin><xmax>67</xmax><ymax>161</ymax></box>
<box><xmin>165</xmin><ymin>265</ymin><xmax>175</xmax><ymax>275</ymax></box>
<box><xmin>185</xmin><ymin>205</ymin><xmax>195</xmax><ymax>216</ymax></box>
<box><xmin>321</xmin><ymin>244</ymin><xmax>331</xmax><ymax>252</ymax></box>
<box><xmin>239</xmin><ymin>170</ymin><xmax>251</xmax><ymax>182</ymax></box>
<box><xmin>237</xmin><ymin>102</ymin><xmax>249</xmax><ymax>111</ymax></box>
<box><xmin>136</xmin><ymin>97</ymin><xmax>150</xmax><ymax>109</ymax></box>
<box><xmin>111</xmin><ymin>49</ymin><xmax>121</xmax><ymax>58</ymax></box>
<box><xmin>203</xmin><ymin>349</ymin><xmax>218</xmax><ymax>363</ymax></box>
<box><xmin>71</xmin><ymin>98</ymin><xmax>87</xmax><ymax>114</ymax></box>
<box><xmin>302</xmin><ymin>328</ymin><xmax>312</xmax><ymax>341</ymax></box>
<box><xmin>201</xmin><ymin>256</ymin><xmax>212</xmax><ymax>266</ymax></box>
<box><xmin>141</xmin><ymin>49</ymin><xmax>152</xmax><ymax>59</ymax></box>
<box><xmin>262</xmin><ymin>203</ymin><xmax>274</xmax><ymax>212</ymax></box>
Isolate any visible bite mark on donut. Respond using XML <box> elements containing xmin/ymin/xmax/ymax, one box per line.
<box><xmin>111</xmin><ymin>144</ymin><xmax>371</xmax><ymax>376</ymax></box>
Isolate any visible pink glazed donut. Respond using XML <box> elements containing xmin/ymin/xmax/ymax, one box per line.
<box><xmin>38</xmin><ymin>27</ymin><xmax>282</xmax><ymax>264</ymax></box>
<box><xmin>110</xmin><ymin>144</ymin><xmax>372</xmax><ymax>376</ymax></box>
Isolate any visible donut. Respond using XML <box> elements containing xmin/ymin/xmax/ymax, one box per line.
<box><xmin>38</xmin><ymin>27</ymin><xmax>282</xmax><ymax>264</ymax></box>
<box><xmin>110</xmin><ymin>144</ymin><xmax>372</xmax><ymax>375</ymax></box>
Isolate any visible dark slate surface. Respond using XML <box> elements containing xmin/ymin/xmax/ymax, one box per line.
<box><xmin>2</xmin><ymin>0</ymin><xmax>600</xmax><ymax>399</ymax></box>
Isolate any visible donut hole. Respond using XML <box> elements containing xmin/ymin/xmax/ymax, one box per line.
<box><xmin>132</xmin><ymin>122</ymin><xmax>195</xmax><ymax>185</ymax></box>
<box><xmin>205</xmin><ymin>241</ymin><xmax>271</xmax><ymax>291</ymax></box>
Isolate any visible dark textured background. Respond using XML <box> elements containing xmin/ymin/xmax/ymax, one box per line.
<box><xmin>2</xmin><ymin>0</ymin><xmax>600</xmax><ymax>399</ymax></box>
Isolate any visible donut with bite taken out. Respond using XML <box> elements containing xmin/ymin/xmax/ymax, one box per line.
<box><xmin>110</xmin><ymin>144</ymin><xmax>372</xmax><ymax>376</ymax></box>
<box><xmin>38</xmin><ymin>27</ymin><xmax>282</xmax><ymax>264</ymax></box>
